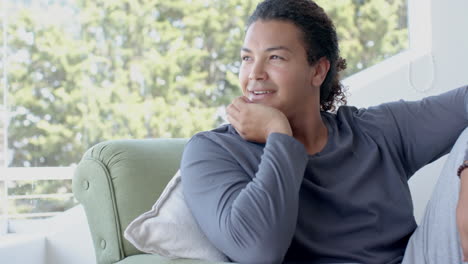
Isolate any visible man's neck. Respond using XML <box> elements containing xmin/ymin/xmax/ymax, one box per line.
<box><xmin>289</xmin><ymin>111</ymin><xmax>328</xmax><ymax>155</ymax></box>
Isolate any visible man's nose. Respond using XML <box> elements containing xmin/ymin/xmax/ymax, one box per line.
<box><xmin>248</xmin><ymin>62</ymin><xmax>268</xmax><ymax>80</ymax></box>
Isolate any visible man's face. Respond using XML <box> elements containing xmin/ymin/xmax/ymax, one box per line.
<box><xmin>239</xmin><ymin>20</ymin><xmax>318</xmax><ymax>118</ymax></box>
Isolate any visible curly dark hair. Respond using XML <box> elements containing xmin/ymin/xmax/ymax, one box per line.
<box><xmin>247</xmin><ymin>0</ymin><xmax>347</xmax><ymax>112</ymax></box>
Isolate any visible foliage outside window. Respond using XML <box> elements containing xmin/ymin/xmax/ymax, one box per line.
<box><xmin>0</xmin><ymin>0</ymin><xmax>407</xmax><ymax>219</ymax></box>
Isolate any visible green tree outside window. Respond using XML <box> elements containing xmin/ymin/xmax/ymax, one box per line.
<box><xmin>0</xmin><ymin>0</ymin><xmax>407</xmax><ymax>217</ymax></box>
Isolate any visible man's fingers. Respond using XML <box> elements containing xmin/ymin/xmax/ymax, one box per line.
<box><xmin>240</xmin><ymin>96</ymin><xmax>251</xmax><ymax>103</ymax></box>
<box><xmin>227</xmin><ymin>115</ymin><xmax>245</xmax><ymax>138</ymax></box>
<box><xmin>226</xmin><ymin>103</ymin><xmax>240</xmax><ymax>117</ymax></box>
<box><xmin>231</xmin><ymin>96</ymin><xmax>250</xmax><ymax>110</ymax></box>
<box><xmin>226</xmin><ymin>114</ymin><xmax>238</xmax><ymax>127</ymax></box>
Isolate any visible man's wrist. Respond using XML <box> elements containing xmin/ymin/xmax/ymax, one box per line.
<box><xmin>267</xmin><ymin>119</ymin><xmax>292</xmax><ymax>137</ymax></box>
<box><xmin>459</xmin><ymin>161</ymin><xmax>468</xmax><ymax>178</ymax></box>
<box><xmin>267</xmin><ymin>125</ymin><xmax>292</xmax><ymax>137</ymax></box>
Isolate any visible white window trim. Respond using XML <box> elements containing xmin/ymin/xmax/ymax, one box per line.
<box><xmin>1</xmin><ymin>0</ymin><xmax>9</xmax><ymax>236</ymax></box>
<box><xmin>0</xmin><ymin>167</ymin><xmax>76</xmax><ymax>235</ymax></box>
<box><xmin>343</xmin><ymin>0</ymin><xmax>432</xmax><ymax>95</ymax></box>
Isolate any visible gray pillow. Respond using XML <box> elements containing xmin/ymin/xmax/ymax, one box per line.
<box><xmin>124</xmin><ymin>170</ymin><xmax>229</xmax><ymax>261</ymax></box>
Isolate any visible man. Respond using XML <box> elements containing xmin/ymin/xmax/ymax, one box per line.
<box><xmin>181</xmin><ymin>0</ymin><xmax>468</xmax><ymax>263</ymax></box>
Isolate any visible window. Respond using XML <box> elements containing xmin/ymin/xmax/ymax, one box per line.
<box><xmin>318</xmin><ymin>0</ymin><xmax>408</xmax><ymax>77</ymax></box>
<box><xmin>0</xmin><ymin>0</ymin><xmax>408</xmax><ymax>234</ymax></box>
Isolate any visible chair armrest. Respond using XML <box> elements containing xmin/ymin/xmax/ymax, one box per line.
<box><xmin>73</xmin><ymin>155</ymin><xmax>123</xmax><ymax>264</ymax></box>
<box><xmin>73</xmin><ymin>138</ymin><xmax>187</xmax><ymax>264</ymax></box>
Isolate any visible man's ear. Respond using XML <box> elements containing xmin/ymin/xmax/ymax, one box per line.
<box><xmin>311</xmin><ymin>57</ymin><xmax>330</xmax><ymax>87</ymax></box>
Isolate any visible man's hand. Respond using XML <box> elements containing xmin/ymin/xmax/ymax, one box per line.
<box><xmin>457</xmin><ymin>167</ymin><xmax>468</xmax><ymax>261</ymax></box>
<box><xmin>226</xmin><ymin>96</ymin><xmax>292</xmax><ymax>143</ymax></box>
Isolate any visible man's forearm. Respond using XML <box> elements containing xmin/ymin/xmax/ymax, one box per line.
<box><xmin>460</xmin><ymin>168</ymin><xmax>468</xmax><ymax>194</ymax></box>
<box><xmin>457</xmin><ymin>162</ymin><xmax>468</xmax><ymax>260</ymax></box>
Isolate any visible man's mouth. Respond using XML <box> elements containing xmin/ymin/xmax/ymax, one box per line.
<box><xmin>251</xmin><ymin>90</ymin><xmax>274</xmax><ymax>95</ymax></box>
<box><xmin>248</xmin><ymin>90</ymin><xmax>276</xmax><ymax>102</ymax></box>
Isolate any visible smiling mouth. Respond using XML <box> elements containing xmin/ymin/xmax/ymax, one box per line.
<box><xmin>248</xmin><ymin>90</ymin><xmax>276</xmax><ymax>102</ymax></box>
<box><xmin>251</xmin><ymin>90</ymin><xmax>274</xmax><ymax>95</ymax></box>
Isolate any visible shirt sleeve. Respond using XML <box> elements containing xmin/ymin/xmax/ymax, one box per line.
<box><xmin>180</xmin><ymin>132</ymin><xmax>308</xmax><ymax>264</ymax></box>
<box><xmin>383</xmin><ymin>85</ymin><xmax>468</xmax><ymax>177</ymax></box>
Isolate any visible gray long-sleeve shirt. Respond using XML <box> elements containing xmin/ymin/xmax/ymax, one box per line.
<box><xmin>180</xmin><ymin>86</ymin><xmax>468</xmax><ymax>264</ymax></box>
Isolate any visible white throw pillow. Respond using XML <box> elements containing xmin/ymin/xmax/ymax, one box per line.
<box><xmin>124</xmin><ymin>170</ymin><xmax>229</xmax><ymax>262</ymax></box>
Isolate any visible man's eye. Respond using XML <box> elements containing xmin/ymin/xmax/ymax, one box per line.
<box><xmin>270</xmin><ymin>55</ymin><xmax>283</xmax><ymax>60</ymax></box>
<box><xmin>242</xmin><ymin>56</ymin><xmax>251</xmax><ymax>61</ymax></box>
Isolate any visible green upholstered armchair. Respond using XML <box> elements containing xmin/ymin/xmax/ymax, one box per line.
<box><xmin>72</xmin><ymin>139</ymin><xmax>226</xmax><ymax>264</ymax></box>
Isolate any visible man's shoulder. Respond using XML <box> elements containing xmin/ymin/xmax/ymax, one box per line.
<box><xmin>193</xmin><ymin>124</ymin><xmax>237</xmax><ymax>139</ymax></box>
<box><xmin>185</xmin><ymin>124</ymin><xmax>262</xmax><ymax>161</ymax></box>
<box><xmin>189</xmin><ymin>124</ymin><xmax>244</xmax><ymax>147</ymax></box>
<box><xmin>334</xmin><ymin>103</ymin><xmax>394</xmax><ymax>122</ymax></box>
<box><xmin>322</xmin><ymin>105</ymin><xmax>362</xmax><ymax>124</ymax></box>
<box><xmin>327</xmin><ymin>104</ymin><xmax>398</xmax><ymax>136</ymax></box>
